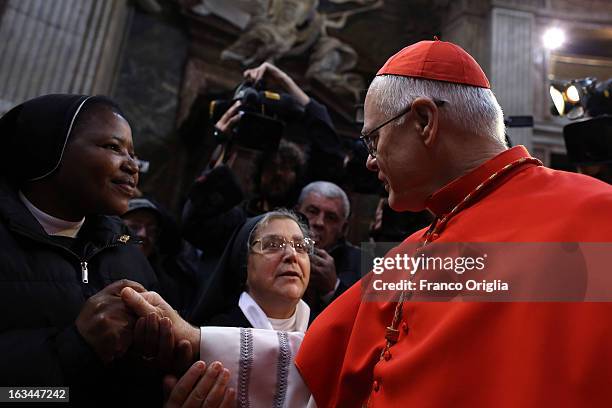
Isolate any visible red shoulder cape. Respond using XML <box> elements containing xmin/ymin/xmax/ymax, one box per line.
<box><xmin>296</xmin><ymin>147</ymin><xmax>612</xmax><ymax>407</ymax></box>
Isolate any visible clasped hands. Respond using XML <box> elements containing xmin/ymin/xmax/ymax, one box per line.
<box><xmin>75</xmin><ymin>280</ymin><xmax>234</xmax><ymax>407</ymax></box>
<box><xmin>121</xmin><ymin>287</ymin><xmax>236</xmax><ymax>408</ymax></box>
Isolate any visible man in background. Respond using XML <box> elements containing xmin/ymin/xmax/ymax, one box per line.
<box><xmin>296</xmin><ymin>181</ymin><xmax>362</xmax><ymax>317</ymax></box>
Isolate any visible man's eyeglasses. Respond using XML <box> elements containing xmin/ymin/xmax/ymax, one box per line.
<box><xmin>251</xmin><ymin>235</ymin><xmax>315</xmax><ymax>255</ymax></box>
<box><xmin>360</xmin><ymin>99</ymin><xmax>446</xmax><ymax>158</ymax></box>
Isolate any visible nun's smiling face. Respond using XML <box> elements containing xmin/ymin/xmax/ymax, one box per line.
<box><xmin>247</xmin><ymin>218</ymin><xmax>311</xmax><ymax>318</ymax></box>
<box><xmin>51</xmin><ymin>105</ymin><xmax>139</xmax><ymax>219</ymax></box>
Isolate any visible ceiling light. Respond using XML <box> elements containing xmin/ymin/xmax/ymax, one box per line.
<box><xmin>543</xmin><ymin>27</ymin><xmax>565</xmax><ymax>50</ymax></box>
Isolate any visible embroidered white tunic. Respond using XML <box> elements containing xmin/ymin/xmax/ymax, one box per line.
<box><xmin>199</xmin><ymin>293</ymin><xmax>315</xmax><ymax>407</ymax></box>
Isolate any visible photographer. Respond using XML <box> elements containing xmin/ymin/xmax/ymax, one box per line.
<box><xmin>214</xmin><ymin>62</ymin><xmax>345</xmax><ymax>182</ymax></box>
<box><xmin>182</xmin><ymin>63</ymin><xmax>343</xmax><ymax>281</ymax></box>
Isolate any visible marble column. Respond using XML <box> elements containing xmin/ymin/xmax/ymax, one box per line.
<box><xmin>489</xmin><ymin>7</ymin><xmax>535</xmax><ymax>150</ymax></box>
<box><xmin>439</xmin><ymin>1</ymin><xmax>537</xmax><ymax>150</ymax></box>
<box><xmin>0</xmin><ymin>0</ymin><xmax>131</xmax><ymax>113</ymax></box>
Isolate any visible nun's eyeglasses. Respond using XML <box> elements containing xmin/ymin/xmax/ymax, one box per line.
<box><xmin>360</xmin><ymin>99</ymin><xmax>446</xmax><ymax>158</ymax></box>
<box><xmin>251</xmin><ymin>235</ymin><xmax>315</xmax><ymax>255</ymax></box>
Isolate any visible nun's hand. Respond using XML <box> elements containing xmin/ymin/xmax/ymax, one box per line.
<box><xmin>75</xmin><ymin>279</ymin><xmax>146</xmax><ymax>364</ymax></box>
<box><xmin>121</xmin><ymin>288</ymin><xmax>201</xmax><ymax>359</ymax></box>
<box><xmin>164</xmin><ymin>361</ymin><xmax>235</xmax><ymax>408</ymax></box>
<box><xmin>132</xmin><ymin>313</ymin><xmax>194</xmax><ymax>375</ymax></box>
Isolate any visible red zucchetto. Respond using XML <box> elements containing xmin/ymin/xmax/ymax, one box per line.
<box><xmin>376</xmin><ymin>38</ymin><xmax>490</xmax><ymax>89</ymax></box>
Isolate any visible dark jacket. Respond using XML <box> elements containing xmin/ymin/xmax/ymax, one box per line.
<box><xmin>307</xmin><ymin>239</ymin><xmax>365</xmax><ymax>319</ymax></box>
<box><xmin>147</xmin><ymin>243</ymin><xmax>200</xmax><ymax>316</ymax></box>
<box><xmin>330</xmin><ymin>239</ymin><xmax>363</xmax><ymax>291</ymax></box>
<box><xmin>125</xmin><ymin>196</ymin><xmax>200</xmax><ymax>316</ymax></box>
<box><xmin>0</xmin><ymin>179</ymin><xmax>161</xmax><ymax>406</ymax></box>
<box><xmin>206</xmin><ymin>304</ymin><xmax>253</xmax><ymax>328</ymax></box>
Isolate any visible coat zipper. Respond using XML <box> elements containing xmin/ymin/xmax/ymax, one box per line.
<box><xmin>81</xmin><ymin>261</ymin><xmax>89</xmax><ymax>283</ymax></box>
<box><xmin>10</xmin><ymin>225</ymin><xmax>133</xmax><ymax>284</ymax></box>
<box><xmin>75</xmin><ymin>243</ymin><xmax>126</xmax><ymax>283</ymax></box>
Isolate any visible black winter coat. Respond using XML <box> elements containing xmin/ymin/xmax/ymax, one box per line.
<box><xmin>0</xmin><ymin>180</ymin><xmax>161</xmax><ymax>406</ymax></box>
<box><xmin>306</xmin><ymin>239</ymin><xmax>364</xmax><ymax>320</ymax></box>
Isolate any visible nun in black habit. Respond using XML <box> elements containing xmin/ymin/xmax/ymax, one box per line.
<box><xmin>0</xmin><ymin>94</ymin><xmax>161</xmax><ymax>405</ymax></box>
<box><xmin>189</xmin><ymin>210</ymin><xmax>312</xmax><ymax>333</ymax></box>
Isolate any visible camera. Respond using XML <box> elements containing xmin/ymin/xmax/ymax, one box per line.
<box><xmin>564</xmin><ymin>115</ymin><xmax>612</xmax><ymax>165</ymax></box>
<box><xmin>209</xmin><ymin>81</ymin><xmax>305</xmax><ymax>152</ymax></box>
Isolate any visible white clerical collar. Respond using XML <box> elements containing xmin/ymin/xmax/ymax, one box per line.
<box><xmin>19</xmin><ymin>191</ymin><xmax>85</xmax><ymax>238</ymax></box>
<box><xmin>268</xmin><ymin>313</ymin><xmax>297</xmax><ymax>332</ymax></box>
<box><xmin>238</xmin><ymin>291</ymin><xmax>310</xmax><ymax>333</ymax></box>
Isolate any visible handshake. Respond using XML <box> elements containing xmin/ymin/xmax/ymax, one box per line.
<box><xmin>74</xmin><ymin>279</ymin><xmax>235</xmax><ymax>408</ymax></box>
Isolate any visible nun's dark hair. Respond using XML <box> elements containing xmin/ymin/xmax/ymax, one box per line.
<box><xmin>247</xmin><ymin>208</ymin><xmax>310</xmax><ymax>250</ymax></box>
